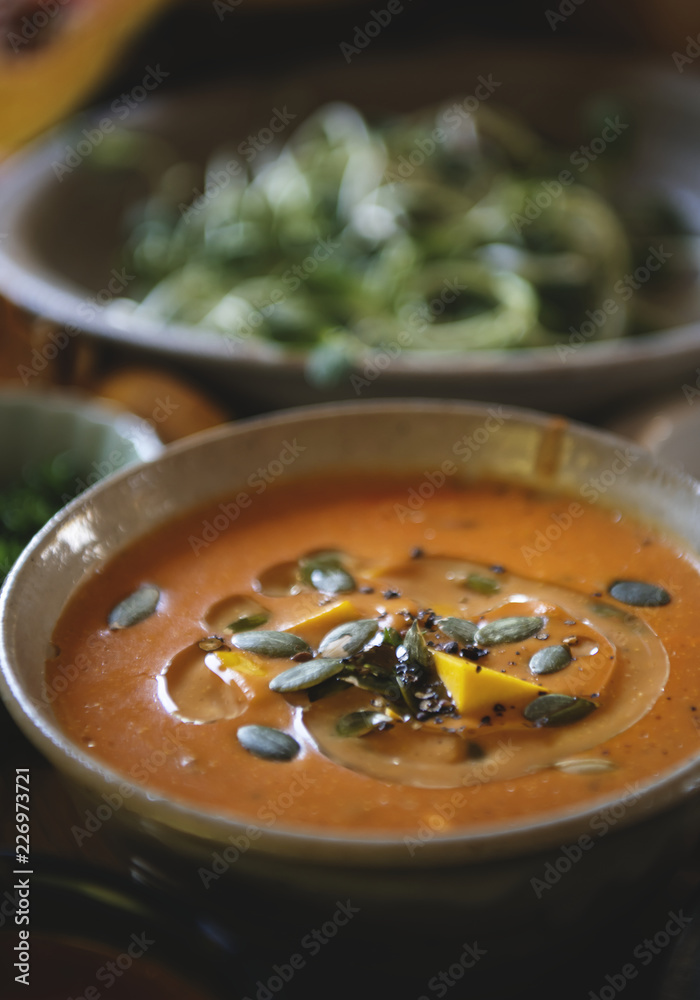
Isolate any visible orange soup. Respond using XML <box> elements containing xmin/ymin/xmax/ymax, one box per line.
<box><xmin>47</xmin><ymin>476</ymin><xmax>700</xmax><ymax>835</ymax></box>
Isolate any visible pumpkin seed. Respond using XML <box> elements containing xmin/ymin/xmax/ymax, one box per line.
<box><xmin>237</xmin><ymin>725</ymin><xmax>300</xmax><ymax>761</ymax></box>
<box><xmin>310</xmin><ymin>564</ymin><xmax>356</xmax><ymax>594</ymax></box>
<box><xmin>299</xmin><ymin>548</ymin><xmax>344</xmax><ymax>575</ymax></box>
<box><xmin>319</xmin><ymin>619</ymin><xmax>379</xmax><ymax>658</ymax></box>
<box><xmin>475</xmin><ymin>616</ymin><xmax>544</xmax><ymax>646</ymax></box>
<box><xmin>207</xmin><ymin>595</ymin><xmax>270</xmax><ymax>633</ymax></box>
<box><xmin>231</xmin><ymin>630</ymin><xmax>310</xmax><ymax>658</ymax></box>
<box><xmin>335</xmin><ymin>710</ymin><xmax>393</xmax><ymax>737</ymax></box>
<box><xmin>108</xmin><ymin>584</ymin><xmax>160</xmax><ymax>630</ymax></box>
<box><xmin>399</xmin><ymin>620</ymin><xmax>432</xmax><ymax>668</ymax></box>
<box><xmin>464</xmin><ymin>573</ymin><xmax>501</xmax><ymax>595</ymax></box>
<box><xmin>529</xmin><ymin>644</ymin><xmax>572</xmax><ymax>675</ymax></box>
<box><xmin>437</xmin><ymin>616</ymin><xmax>478</xmax><ymax>645</ymax></box>
<box><xmin>227</xmin><ymin>612</ymin><xmax>270</xmax><ymax>633</ymax></box>
<box><xmin>555</xmin><ymin>758</ymin><xmax>616</xmax><ymax>775</ymax></box>
<box><xmin>608</xmin><ymin>580</ymin><xmax>671</xmax><ymax>607</ymax></box>
<box><xmin>299</xmin><ymin>551</ymin><xmax>356</xmax><ymax>594</ymax></box>
<box><xmin>523</xmin><ymin>693</ymin><xmax>597</xmax><ymax>727</ymax></box>
<box><xmin>269</xmin><ymin>657</ymin><xmax>344</xmax><ymax>693</ymax></box>
<box><xmin>198</xmin><ymin>635</ymin><xmax>226</xmax><ymax>652</ymax></box>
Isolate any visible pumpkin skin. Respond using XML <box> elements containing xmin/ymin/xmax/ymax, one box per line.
<box><xmin>0</xmin><ymin>0</ymin><xmax>171</xmax><ymax>155</ymax></box>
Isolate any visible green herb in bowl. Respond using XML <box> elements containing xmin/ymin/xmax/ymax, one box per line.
<box><xmin>0</xmin><ymin>455</ymin><xmax>79</xmax><ymax>585</ymax></box>
<box><xmin>0</xmin><ymin>389</ymin><xmax>163</xmax><ymax>586</ymax></box>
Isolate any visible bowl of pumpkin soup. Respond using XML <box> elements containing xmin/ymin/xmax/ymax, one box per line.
<box><xmin>2</xmin><ymin>400</ymin><xmax>700</xmax><ymax>948</ymax></box>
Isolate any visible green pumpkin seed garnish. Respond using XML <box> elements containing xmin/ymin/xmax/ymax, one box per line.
<box><xmin>335</xmin><ymin>710</ymin><xmax>394</xmax><ymax>738</ymax></box>
<box><xmin>529</xmin><ymin>644</ymin><xmax>572</xmax><ymax>676</ymax></box>
<box><xmin>475</xmin><ymin>616</ymin><xmax>544</xmax><ymax>646</ymax></box>
<box><xmin>269</xmin><ymin>657</ymin><xmax>344</xmax><ymax>693</ymax></box>
<box><xmin>523</xmin><ymin>693</ymin><xmax>597</xmax><ymax>727</ymax></box>
<box><xmin>298</xmin><ymin>548</ymin><xmax>345</xmax><ymax>577</ymax></box>
<box><xmin>400</xmin><ymin>620</ymin><xmax>433</xmax><ymax>668</ymax></box>
<box><xmin>608</xmin><ymin>580</ymin><xmax>671</xmax><ymax>608</ymax></box>
<box><xmin>464</xmin><ymin>573</ymin><xmax>501</xmax><ymax>595</ymax></box>
<box><xmin>437</xmin><ymin>617</ymin><xmax>478</xmax><ymax>645</ymax></box>
<box><xmin>299</xmin><ymin>551</ymin><xmax>356</xmax><ymax>595</ymax></box>
<box><xmin>237</xmin><ymin>725</ymin><xmax>300</xmax><ymax>761</ymax></box>
<box><xmin>319</xmin><ymin>619</ymin><xmax>379</xmax><ymax>658</ymax></box>
<box><xmin>207</xmin><ymin>595</ymin><xmax>270</xmax><ymax>633</ymax></box>
<box><xmin>310</xmin><ymin>564</ymin><xmax>356</xmax><ymax>594</ymax></box>
<box><xmin>108</xmin><ymin>584</ymin><xmax>160</xmax><ymax>630</ymax></box>
<box><xmin>231</xmin><ymin>630</ymin><xmax>310</xmax><ymax>658</ymax></box>
<box><xmin>226</xmin><ymin>612</ymin><xmax>270</xmax><ymax>633</ymax></box>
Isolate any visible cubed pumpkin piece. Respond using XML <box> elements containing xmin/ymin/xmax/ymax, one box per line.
<box><xmin>286</xmin><ymin>600</ymin><xmax>361</xmax><ymax>642</ymax></box>
<box><xmin>208</xmin><ymin>649</ymin><xmax>267</xmax><ymax>679</ymax></box>
<box><xmin>433</xmin><ymin>651</ymin><xmax>544</xmax><ymax>717</ymax></box>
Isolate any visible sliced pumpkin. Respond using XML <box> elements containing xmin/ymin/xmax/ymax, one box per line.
<box><xmin>207</xmin><ymin>648</ymin><xmax>267</xmax><ymax>679</ymax></box>
<box><xmin>286</xmin><ymin>600</ymin><xmax>361</xmax><ymax>642</ymax></box>
<box><xmin>433</xmin><ymin>650</ymin><xmax>545</xmax><ymax>717</ymax></box>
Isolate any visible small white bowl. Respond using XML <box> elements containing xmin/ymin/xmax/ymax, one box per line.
<box><xmin>0</xmin><ymin>387</ymin><xmax>163</xmax><ymax>488</ymax></box>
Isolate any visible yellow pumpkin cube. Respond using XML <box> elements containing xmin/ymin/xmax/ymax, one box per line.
<box><xmin>209</xmin><ymin>649</ymin><xmax>267</xmax><ymax>679</ymax></box>
<box><xmin>433</xmin><ymin>651</ymin><xmax>544</xmax><ymax>717</ymax></box>
<box><xmin>286</xmin><ymin>600</ymin><xmax>361</xmax><ymax>642</ymax></box>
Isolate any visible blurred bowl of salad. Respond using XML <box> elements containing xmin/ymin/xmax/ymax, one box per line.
<box><xmin>1</xmin><ymin>46</ymin><xmax>699</xmax><ymax>413</ymax></box>
<box><xmin>0</xmin><ymin>387</ymin><xmax>163</xmax><ymax>585</ymax></box>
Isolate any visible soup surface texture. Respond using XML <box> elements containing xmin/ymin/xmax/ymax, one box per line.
<box><xmin>48</xmin><ymin>476</ymin><xmax>700</xmax><ymax>835</ymax></box>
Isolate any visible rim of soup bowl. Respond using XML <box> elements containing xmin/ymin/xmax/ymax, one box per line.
<box><xmin>2</xmin><ymin>398</ymin><xmax>700</xmax><ymax>868</ymax></box>
<box><xmin>0</xmin><ymin>385</ymin><xmax>164</xmax><ymax>464</ymax></box>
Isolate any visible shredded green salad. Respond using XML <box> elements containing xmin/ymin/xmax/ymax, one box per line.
<box><xmin>0</xmin><ymin>456</ymin><xmax>77</xmax><ymax>585</ymax></box>
<box><xmin>100</xmin><ymin>101</ymin><xmax>675</xmax><ymax>382</ymax></box>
